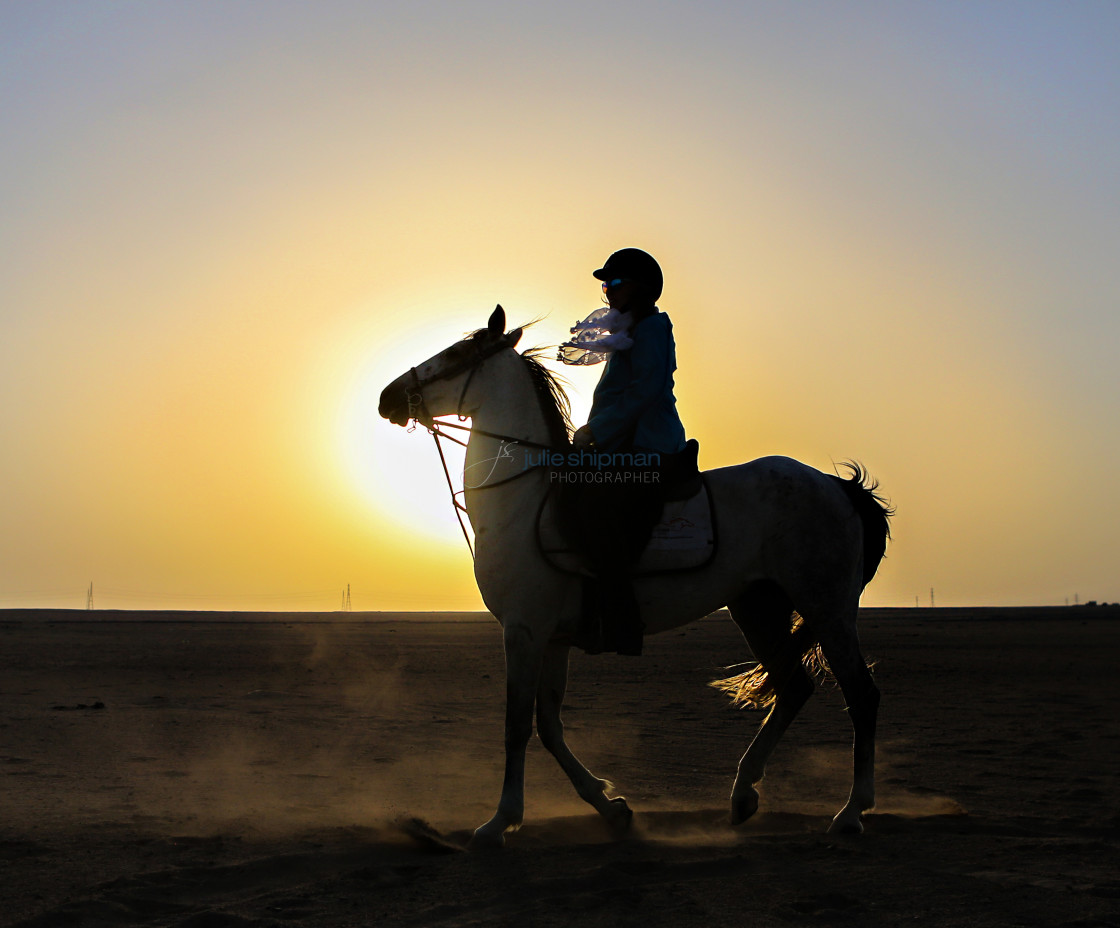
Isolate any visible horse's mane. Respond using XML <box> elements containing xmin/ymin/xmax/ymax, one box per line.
<box><xmin>519</xmin><ymin>347</ymin><xmax>572</xmax><ymax>447</ymax></box>
<box><xmin>464</xmin><ymin>326</ymin><xmax>572</xmax><ymax>447</ymax></box>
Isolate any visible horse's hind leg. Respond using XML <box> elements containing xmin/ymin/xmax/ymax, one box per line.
<box><xmin>535</xmin><ymin>642</ymin><xmax>632</xmax><ymax>833</ymax></box>
<box><xmin>813</xmin><ymin>611</ymin><xmax>879</xmax><ymax>834</ymax></box>
<box><xmin>728</xmin><ymin>582</ymin><xmax>815</xmax><ymax>825</ymax></box>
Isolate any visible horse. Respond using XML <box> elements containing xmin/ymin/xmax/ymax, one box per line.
<box><xmin>379</xmin><ymin>305</ymin><xmax>893</xmax><ymax>848</ymax></box>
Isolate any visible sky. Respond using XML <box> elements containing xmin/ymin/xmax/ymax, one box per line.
<box><xmin>2</xmin><ymin>1</ymin><xmax>1118</xmax><ymax>611</ymax></box>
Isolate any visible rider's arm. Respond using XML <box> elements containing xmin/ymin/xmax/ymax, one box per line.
<box><xmin>586</xmin><ymin>315</ymin><xmax>673</xmax><ymax>449</ymax></box>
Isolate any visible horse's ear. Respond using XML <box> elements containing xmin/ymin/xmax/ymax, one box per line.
<box><xmin>487</xmin><ymin>305</ymin><xmax>505</xmax><ymax>338</ymax></box>
<box><xmin>504</xmin><ymin>326</ymin><xmax>523</xmax><ymax>349</ymax></box>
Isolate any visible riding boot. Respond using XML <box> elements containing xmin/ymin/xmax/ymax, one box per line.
<box><xmin>575</xmin><ymin>577</ymin><xmax>643</xmax><ymax>656</ymax></box>
<box><xmin>604</xmin><ymin>575</ymin><xmax>644</xmax><ymax>657</ymax></box>
<box><xmin>575</xmin><ymin>577</ymin><xmax>607</xmax><ymax>654</ymax></box>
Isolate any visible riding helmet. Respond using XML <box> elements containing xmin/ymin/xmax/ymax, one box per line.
<box><xmin>593</xmin><ymin>248</ymin><xmax>663</xmax><ymax>303</ymax></box>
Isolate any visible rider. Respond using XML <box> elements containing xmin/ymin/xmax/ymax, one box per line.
<box><xmin>566</xmin><ymin>248</ymin><xmax>688</xmax><ymax>655</ymax></box>
<box><xmin>573</xmin><ymin>248</ymin><xmax>687</xmax><ymax>457</ymax></box>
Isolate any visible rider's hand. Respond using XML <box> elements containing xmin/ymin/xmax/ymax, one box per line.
<box><xmin>572</xmin><ymin>425</ymin><xmax>595</xmax><ymax>448</ymax></box>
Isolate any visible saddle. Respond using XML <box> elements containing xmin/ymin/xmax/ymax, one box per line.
<box><xmin>661</xmin><ymin>438</ymin><xmax>702</xmax><ymax>502</ymax></box>
<box><xmin>538</xmin><ymin>440</ymin><xmax>716</xmax><ymax>576</ymax></box>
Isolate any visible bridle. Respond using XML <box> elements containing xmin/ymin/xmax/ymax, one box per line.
<box><xmin>404</xmin><ymin>335</ymin><xmax>560</xmax><ymax>558</ymax></box>
<box><xmin>405</xmin><ymin>336</ymin><xmax>494</xmax><ymax>427</ymax></box>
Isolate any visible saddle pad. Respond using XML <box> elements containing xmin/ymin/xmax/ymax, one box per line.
<box><xmin>639</xmin><ymin>485</ymin><xmax>715</xmax><ymax>571</ymax></box>
<box><xmin>540</xmin><ymin>484</ymin><xmax>715</xmax><ymax>575</ymax></box>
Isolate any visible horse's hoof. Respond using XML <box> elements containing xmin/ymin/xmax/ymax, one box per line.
<box><xmin>603</xmin><ymin>796</ymin><xmax>633</xmax><ymax>836</ymax></box>
<box><xmin>730</xmin><ymin>788</ymin><xmax>760</xmax><ymax>826</ymax></box>
<box><xmin>468</xmin><ymin>824</ymin><xmax>507</xmax><ymax>850</ymax></box>
<box><xmin>827</xmin><ymin>809</ymin><xmax>864</xmax><ymax>835</ymax></box>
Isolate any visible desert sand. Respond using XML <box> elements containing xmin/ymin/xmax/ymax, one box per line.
<box><xmin>2</xmin><ymin>606</ymin><xmax>1118</xmax><ymax>927</ymax></box>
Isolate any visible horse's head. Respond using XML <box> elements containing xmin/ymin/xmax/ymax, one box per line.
<box><xmin>379</xmin><ymin>305</ymin><xmax>523</xmax><ymax>428</ymax></box>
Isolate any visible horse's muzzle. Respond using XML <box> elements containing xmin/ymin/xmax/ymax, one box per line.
<box><xmin>379</xmin><ymin>384</ymin><xmax>411</xmax><ymax>427</ymax></box>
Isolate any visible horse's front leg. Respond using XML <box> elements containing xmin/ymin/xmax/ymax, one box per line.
<box><xmin>470</xmin><ymin>621</ymin><xmax>545</xmax><ymax>849</ymax></box>
<box><xmin>535</xmin><ymin>642</ymin><xmax>632</xmax><ymax>834</ymax></box>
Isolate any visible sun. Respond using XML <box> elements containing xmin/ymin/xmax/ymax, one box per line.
<box><xmin>329</xmin><ymin>295</ymin><xmax>597</xmax><ymax>548</ymax></box>
<box><xmin>336</xmin><ymin>324</ymin><xmax>471</xmax><ymax>546</ymax></box>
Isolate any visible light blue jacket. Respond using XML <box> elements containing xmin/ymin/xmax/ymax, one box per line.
<box><xmin>587</xmin><ymin>310</ymin><xmax>687</xmax><ymax>454</ymax></box>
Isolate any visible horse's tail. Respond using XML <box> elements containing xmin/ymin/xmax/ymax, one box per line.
<box><xmin>830</xmin><ymin>461</ymin><xmax>893</xmax><ymax>589</ymax></box>
<box><xmin>710</xmin><ymin>614</ymin><xmax>829</xmax><ymax>710</ymax></box>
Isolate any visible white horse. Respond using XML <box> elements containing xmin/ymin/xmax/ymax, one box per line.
<box><xmin>379</xmin><ymin>306</ymin><xmax>892</xmax><ymax>848</ymax></box>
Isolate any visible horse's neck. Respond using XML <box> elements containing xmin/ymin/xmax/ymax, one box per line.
<box><xmin>467</xmin><ymin>351</ymin><xmax>555</xmax><ymax>453</ymax></box>
<box><xmin>463</xmin><ymin>352</ymin><xmax>553</xmax><ymax>527</ymax></box>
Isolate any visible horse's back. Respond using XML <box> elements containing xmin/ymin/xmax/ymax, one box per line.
<box><xmin>703</xmin><ymin>455</ymin><xmax>843</xmax><ymax>511</ymax></box>
<box><xmin>700</xmin><ymin>456</ymin><xmax>864</xmax><ymax>607</ymax></box>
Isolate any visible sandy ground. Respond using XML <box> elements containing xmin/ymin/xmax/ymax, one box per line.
<box><xmin>2</xmin><ymin>606</ymin><xmax>1118</xmax><ymax>927</ymax></box>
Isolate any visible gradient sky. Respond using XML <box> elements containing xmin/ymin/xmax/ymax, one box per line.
<box><xmin>3</xmin><ymin>2</ymin><xmax>1118</xmax><ymax>611</ymax></box>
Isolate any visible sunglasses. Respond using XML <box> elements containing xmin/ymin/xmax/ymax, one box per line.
<box><xmin>601</xmin><ymin>277</ymin><xmax>630</xmax><ymax>292</ymax></box>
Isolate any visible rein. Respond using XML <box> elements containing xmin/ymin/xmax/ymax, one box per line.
<box><xmin>405</xmin><ymin>351</ymin><xmax>564</xmax><ymax>559</ymax></box>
